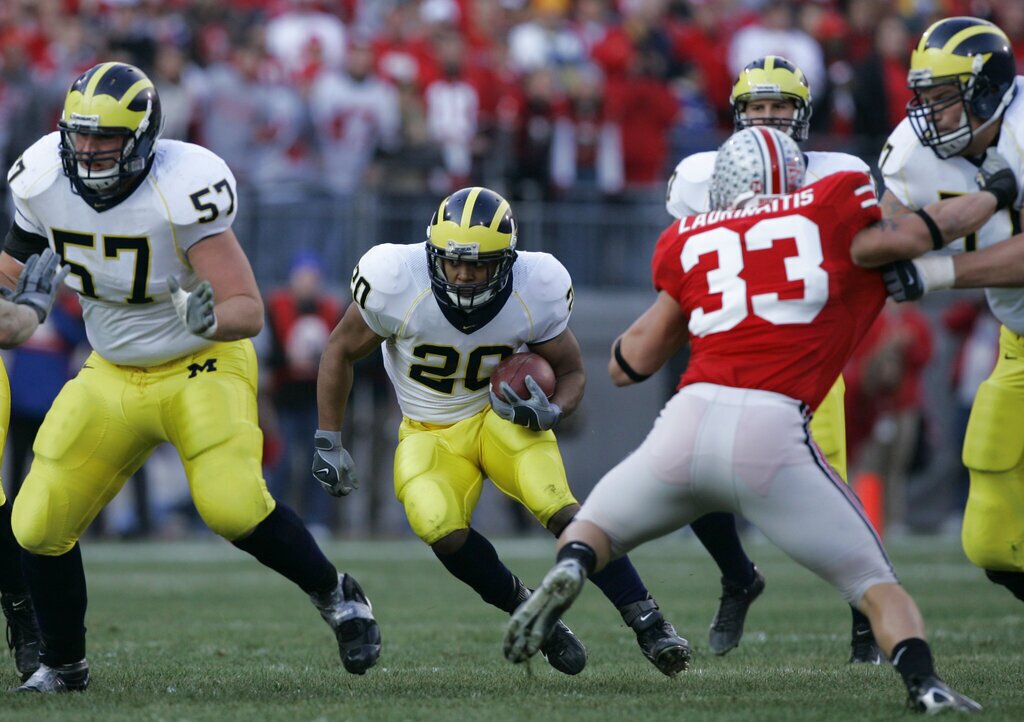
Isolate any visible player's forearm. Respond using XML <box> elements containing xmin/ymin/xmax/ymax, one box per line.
<box><xmin>0</xmin><ymin>300</ymin><xmax>39</xmax><ymax>348</ymax></box>
<box><xmin>923</xmin><ymin>192</ymin><xmax>999</xmax><ymax>248</ymax></box>
<box><xmin>853</xmin><ymin>193</ymin><xmax>999</xmax><ymax>267</ymax></box>
<box><xmin>550</xmin><ymin>369</ymin><xmax>584</xmax><ymax>418</ymax></box>
<box><xmin>952</xmin><ymin>234</ymin><xmax>1024</xmax><ymax>288</ymax></box>
<box><xmin>208</xmin><ymin>294</ymin><xmax>264</xmax><ymax>340</ymax></box>
<box><xmin>316</xmin><ymin>344</ymin><xmax>355</xmax><ymax>432</ymax></box>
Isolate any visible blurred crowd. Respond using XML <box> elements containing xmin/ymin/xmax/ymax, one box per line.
<box><xmin>0</xmin><ymin>0</ymin><xmax>1019</xmax><ymax>539</ymax></box>
<box><xmin>2</xmin><ymin>0</ymin><xmax>1024</xmax><ymax>203</ymax></box>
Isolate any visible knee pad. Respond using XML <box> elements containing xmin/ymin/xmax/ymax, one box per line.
<box><xmin>963</xmin><ymin>380</ymin><xmax>1024</xmax><ymax>472</ymax></box>
<box><xmin>400</xmin><ymin>477</ymin><xmax>465</xmax><ymax>545</ymax></box>
<box><xmin>11</xmin><ymin>474</ymin><xmax>75</xmax><ymax>556</ymax></box>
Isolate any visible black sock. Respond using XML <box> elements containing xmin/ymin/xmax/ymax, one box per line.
<box><xmin>985</xmin><ymin>569</ymin><xmax>1024</xmax><ymax>602</ymax></box>
<box><xmin>0</xmin><ymin>502</ymin><xmax>27</xmax><ymax>595</ymax></box>
<box><xmin>21</xmin><ymin>544</ymin><xmax>87</xmax><ymax>666</ymax></box>
<box><xmin>557</xmin><ymin>540</ymin><xmax>597</xmax><ymax>576</ymax></box>
<box><xmin>851</xmin><ymin>605</ymin><xmax>873</xmax><ymax>635</ymax></box>
<box><xmin>434</xmin><ymin>528</ymin><xmax>519</xmax><ymax>612</ymax></box>
<box><xmin>588</xmin><ymin>555</ymin><xmax>648</xmax><ymax>608</ymax></box>
<box><xmin>891</xmin><ymin>637</ymin><xmax>936</xmax><ymax>688</ymax></box>
<box><xmin>232</xmin><ymin>504</ymin><xmax>337</xmax><ymax>596</ymax></box>
<box><xmin>690</xmin><ymin>513</ymin><xmax>755</xmax><ymax>587</ymax></box>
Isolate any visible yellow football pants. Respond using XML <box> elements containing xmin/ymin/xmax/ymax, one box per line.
<box><xmin>394</xmin><ymin>406</ymin><xmax>577</xmax><ymax>544</ymax></box>
<box><xmin>961</xmin><ymin>325</ymin><xmax>1024</xmax><ymax>572</ymax></box>
<box><xmin>12</xmin><ymin>340</ymin><xmax>275</xmax><ymax>555</ymax></box>
<box><xmin>811</xmin><ymin>375</ymin><xmax>848</xmax><ymax>483</ymax></box>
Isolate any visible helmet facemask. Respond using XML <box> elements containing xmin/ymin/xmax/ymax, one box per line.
<box><xmin>426</xmin><ymin>244</ymin><xmax>517</xmax><ymax>312</ymax></box>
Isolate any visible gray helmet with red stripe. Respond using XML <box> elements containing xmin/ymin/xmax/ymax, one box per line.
<box><xmin>708</xmin><ymin>127</ymin><xmax>805</xmax><ymax>210</ymax></box>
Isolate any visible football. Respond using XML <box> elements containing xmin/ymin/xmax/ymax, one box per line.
<box><xmin>490</xmin><ymin>352</ymin><xmax>556</xmax><ymax>401</ymax></box>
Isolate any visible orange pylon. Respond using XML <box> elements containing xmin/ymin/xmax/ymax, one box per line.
<box><xmin>853</xmin><ymin>471</ymin><xmax>885</xmax><ymax>539</ymax></box>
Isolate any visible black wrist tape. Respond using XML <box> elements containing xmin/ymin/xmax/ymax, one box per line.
<box><xmin>915</xmin><ymin>208</ymin><xmax>944</xmax><ymax>251</ymax></box>
<box><xmin>614</xmin><ymin>339</ymin><xmax>651</xmax><ymax>383</ymax></box>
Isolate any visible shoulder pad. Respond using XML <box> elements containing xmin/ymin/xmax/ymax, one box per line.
<box><xmin>804</xmin><ymin>151</ymin><xmax>869</xmax><ymax>182</ymax></box>
<box><xmin>666</xmin><ymin>152</ymin><xmax>715</xmax><ymax>219</ymax></box>
<box><xmin>877</xmin><ymin>120</ymin><xmax>926</xmax><ymax>207</ymax></box>
<box><xmin>152</xmin><ymin>140</ymin><xmax>238</xmax><ymax>225</ymax></box>
<box><xmin>7</xmin><ymin>132</ymin><xmax>63</xmax><ymax>200</ymax></box>
<box><xmin>517</xmin><ymin>252</ymin><xmax>571</xmax><ymax>303</ymax></box>
<box><xmin>352</xmin><ymin>243</ymin><xmax>416</xmax><ymax>313</ymax></box>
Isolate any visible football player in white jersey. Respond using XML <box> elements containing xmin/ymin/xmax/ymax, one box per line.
<box><xmin>878</xmin><ymin>17</ymin><xmax>1024</xmax><ymax>605</ymax></box>
<box><xmin>665</xmin><ymin>55</ymin><xmax>881</xmax><ymax>663</ymax></box>
<box><xmin>0</xmin><ymin>62</ymin><xmax>381</xmax><ymax>692</ymax></box>
<box><xmin>314</xmin><ymin>186</ymin><xmax>691</xmax><ymax>676</ymax></box>
<box><xmin>0</xmin><ymin>248</ymin><xmax>67</xmax><ymax>682</ymax></box>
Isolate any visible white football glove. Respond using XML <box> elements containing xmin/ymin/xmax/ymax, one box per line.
<box><xmin>168</xmin><ymin>276</ymin><xmax>218</xmax><ymax>338</ymax></box>
<box><xmin>312</xmin><ymin>430</ymin><xmax>359</xmax><ymax>497</ymax></box>
<box><xmin>489</xmin><ymin>375</ymin><xmax>562</xmax><ymax>431</ymax></box>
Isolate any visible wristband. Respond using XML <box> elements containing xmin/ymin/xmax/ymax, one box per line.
<box><xmin>915</xmin><ymin>208</ymin><xmax>944</xmax><ymax>251</ymax></box>
<box><xmin>613</xmin><ymin>339</ymin><xmax>651</xmax><ymax>383</ymax></box>
<box><xmin>914</xmin><ymin>255</ymin><xmax>956</xmax><ymax>293</ymax></box>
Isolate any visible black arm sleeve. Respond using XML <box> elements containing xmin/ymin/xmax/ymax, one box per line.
<box><xmin>2</xmin><ymin>222</ymin><xmax>48</xmax><ymax>262</ymax></box>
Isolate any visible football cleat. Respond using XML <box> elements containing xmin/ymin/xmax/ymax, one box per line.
<box><xmin>504</xmin><ymin>560</ymin><xmax>587</xmax><ymax>672</ymax></box>
<box><xmin>539</xmin><ymin>619</ymin><xmax>587</xmax><ymax>676</ymax></box>
<box><xmin>16</xmin><ymin>659</ymin><xmax>90</xmax><ymax>693</ymax></box>
<box><xmin>908</xmin><ymin>675</ymin><xmax>982</xmax><ymax>715</ymax></box>
<box><xmin>708</xmin><ymin>566</ymin><xmax>766</xmax><ymax>655</ymax></box>
<box><xmin>311</xmin><ymin>573</ymin><xmax>381</xmax><ymax>675</ymax></box>
<box><xmin>619</xmin><ymin>598</ymin><xmax>691</xmax><ymax>676</ymax></box>
<box><xmin>2</xmin><ymin>592</ymin><xmax>41</xmax><ymax>681</ymax></box>
<box><xmin>849</xmin><ymin>623</ymin><xmax>884</xmax><ymax>665</ymax></box>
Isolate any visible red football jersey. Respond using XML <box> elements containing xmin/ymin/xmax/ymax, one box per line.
<box><xmin>652</xmin><ymin>171</ymin><xmax>886</xmax><ymax>409</ymax></box>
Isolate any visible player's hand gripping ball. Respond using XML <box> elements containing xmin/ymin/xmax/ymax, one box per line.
<box><xmin>489</xmin><ymin>353</ymin><xmax>561</xmax><ymax>431</ymax></box>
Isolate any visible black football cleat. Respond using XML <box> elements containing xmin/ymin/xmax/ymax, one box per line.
<box><xmin>504</xmin><ymin>560</ymin><xmax>587</xmax><ymax>674</ymax></box>
<box><xmin>2</xmin><ymin>593</ymin><xmax>41</xmax><ymax>682</ymax></box>
<box><xmin>312</xmin><ymin>573</ymin><xmax>381</xmax><ymax>675</ymax></box>
<box><xmin>708</xmin><ymin>567</ymin><xmax>766</xmax><ymax>655</ymax></box>
<box><xmin>849</xmin><ymin>623</ymin><xmax>884</xmax><ymax>665</ymax></box>
<box><xmin>620</xmin><ymin>598</ymin><xmax>691</xmax><ymax>676</ymax></box>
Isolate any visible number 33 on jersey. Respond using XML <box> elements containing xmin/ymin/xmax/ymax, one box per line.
<box><xmin>653</xmin><ymin>171</ymin><xmax>887</xmax><ymax>410</ymax></box>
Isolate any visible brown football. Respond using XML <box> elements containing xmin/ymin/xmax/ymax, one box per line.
<box><xmin>490</xmin><ymin>352</ymin><xmax>556</xmax><ymax>401</ymax></box>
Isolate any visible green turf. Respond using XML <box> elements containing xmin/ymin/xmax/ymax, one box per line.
<box><xmin>1</xmin><ymin>534</ymin><xmax>1021</xmax><ymax>721</ymax></box>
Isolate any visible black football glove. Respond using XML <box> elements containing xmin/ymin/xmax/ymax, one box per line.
<box><xmin>976</xmin><ymin>147</ymin><xmax>1019</xmax><ymax>211</ymax></box>
<box><xmin>489</xmin><ymin>375</ymin><xmax>562</xmax><ymax>431</ymax></box>
<box><xmin>881</xmin><ymin>260</ymin><xmax>925</xmax><ymax>302</ymax></box>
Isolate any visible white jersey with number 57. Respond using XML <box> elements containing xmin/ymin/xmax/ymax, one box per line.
<box><xmin>879</xmin><ymin>76</ymin><xmax>1024</xmax><ymax>334</ymax></box>
<box><xmin>666</xmin><ymin>149</ymin><xmax>870</xmax><ymax>219</ymax></box>
<box><xmin>8</xmin><ymin>132</ymin><xmax>238</xmax><ymax>366</ymax></box>
<box><xmin>352</xmin><ymin>242</ymin><xmax>573</xmax><ymax>425</ymax></box>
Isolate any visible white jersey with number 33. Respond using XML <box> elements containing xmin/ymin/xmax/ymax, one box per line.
<box><xmin>352</xmin><ymin>243</ymin><xmax>573</xmax><ymax>425</ymax></box>
<box><xmin>8</xmin><ymin>132</ymin><xmax>238</xmax><ymax>366</ymax></box>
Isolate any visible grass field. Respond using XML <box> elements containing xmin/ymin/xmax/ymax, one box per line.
<box><xmin>0</xmin><ymin>534</ymin><xmax>1021</xmax><ymax>721</ymax></box>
